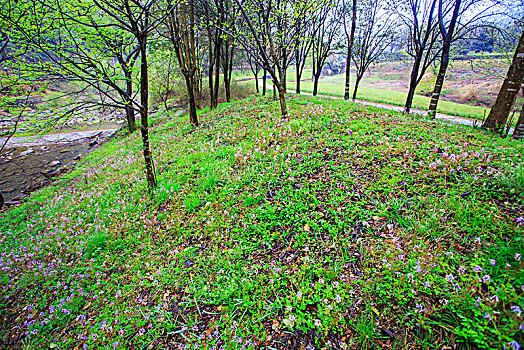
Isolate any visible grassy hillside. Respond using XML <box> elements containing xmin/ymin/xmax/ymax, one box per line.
<box><xmin>1</xmin><ymin>95</ymin><xmax>523</xmax><ymax>349</ymax></box>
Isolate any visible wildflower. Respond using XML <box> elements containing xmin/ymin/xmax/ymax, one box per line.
<box><xmin>335</xmin><ymin>294</ymin><xmax>342</xmax><ymax>303</ymax></box>
<box><xmin>483</xmin><ymin>313</ymin><xmax>492</xmax><ymax>321</ymax></box>
<box><xmin>458</xmin><ymin>266</ymin><xmax>466</xmax><ymax>275</ymax></box>
<box><xmin>489</xmin><ymin>259</ymin><xmax>496</xmax><ymax>266</ymax></box>
<box><xmin>296</xmin><ymin>291</ymin><xmax>302</xmax><ymax>299</ymax></box>
<box><xmin>286</xmin><ymin>305</ymin><xmax>292</xmax><ymax>313</ymax></box>
<box><xmin>416</xmin><ymin>304</ymin><xmax>425</xmax><ymax>313</ymax></box>
<box><xmin>509</xmin><ymin>341</ymin><xmax>521</xmax><ymax>350</ymax></box>
<box><xmin>517</xmin><ymin>217</ymin><xmax>524</xmax><ymax>225</ymax></box>
<box><xmin>314</xmin><ymin>319</ymin><xmax>322</xmax><ymax>327</ymax></box>
<box><xmin>445</xmin><ymin>274</ymin><xmax>455</xmax><ymax>282</ymax></box>
<box><xmin>491</xmin><ymin>294</ymin><xmax>499</xmax><ymax>303</ymax></box>
<box><xmin>475</xmin><ymin>297</ymin><xmax>482</xmax><ymax>308</ymax></box>
<box><xmin>515</xmin><ymin>253</ymin><xmax>522</xmax><ymax>261</ymax></box>
<box><xmin>511</xmin><ymin>306</ymin><xmax>522</xmax><ymax>317</ymax></box>
<box><xmin>424</xmin><ymin>281</ymin><xmax>431</xmax><ymax>289</ymax></box>
<box><xmin>473</xmin><ymin>266</ymin><xmax>483</xmax><ymax>273</ymax></box>
<box><xmin>439</xmin><ymin>299</ymin><xmax>448</xmax><ymax>306</ymax></box>
<box><xmin>482</xmin><ymin>275</ymin><xmax>491</xmax><ymax>284</ymax></box>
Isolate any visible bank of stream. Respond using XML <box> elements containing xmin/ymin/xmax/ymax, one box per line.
<box><xmin>0</xmin><ymin>129</ymin><xmax>119</xmax><ymax>205</ymax></box>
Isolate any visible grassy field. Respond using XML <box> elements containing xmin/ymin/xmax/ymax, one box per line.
<box><xmin>1</xmin><ymin>95</ymin><xmax>523</xmax><ymax>349</ymax></box>
<box><xmin>285</xmin><ymin>79</ymin><xmax>490</xmax><ymax>120</ymax></box>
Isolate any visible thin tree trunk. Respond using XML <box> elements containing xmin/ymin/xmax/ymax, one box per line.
<box><xmin>296</xmin><ymin>48</ymin><xmax>301</xmax><ymax>94</ymax></box>
<box><xmin>223</xmin><ymin>42</ymin><xmax>231</xmax><ymax>102</ymax></box>
<box><xmin>405</xmin><ymin>53</ymin><xmax>422</xmax><ymax>113</ymax></box>
<box><xmin>352</xmin><ymin>74</ymin><xmax>362</xmax><ymax>100</ymax></box>
<box><xmin>139</xmin><ymin>44</ymin><xmax>156</xmax><ymax>189</ymax></box>
<box><xmin>483</xmin><ymin>29</ymin><xmax>524</xmax><ymax>134</ymax></box>
<box><xmin>213</xmin><ymin>39</ymin><xmax>221</xmax><ymax>107</ymax></box>
<box><xmin>254</xmin><ymin>72</ymin><xmax>259</xmax><ymax>93</ymax></box>
<box><xmin>429</xmin><ymin>0</ymin><xmax>460</xmax><ymax>119</ymax></box>
<box><xmin>296</xmin><ymin>60</ymin><xmax>301</xmax><ymax>94</ymax></box>
<box><xmin>124</xmin><ymin>71</ymin><xmax>136</xmax><ymax>133</ymax></box>
<box><xmin>263</xmin><ymin>68</ymin><xmax>267</xmax><ymax>96</ymax></box>
<box><xmin>513</xmin><ymin>103</ymin><xmax>524</xmax><ymax>139</ymax></box>
<box><xmin>344</xmin><ymin>0</ymin><xmax>357</xmax><ymax>100</ymax></box>
<box><xmin>185</xmin><ymin>74</ymin><xmax>199</xmax><ymax>127</ymax></box>
<box><xmin>208</xmin><ymin>33</ymin><xmax>214</xmax><ymax>111</ymax></box>
<box><xmin>277</xmin><ymin>84</ymin><xmax>288</xmax><ymax>120</ymax></box>
<box><xmin>313</xmin><ymin>74</ymin><xmax>320</xmax><ymax>96</ymax></box>
<box><xmin>428</xmin><ymin>41</ymin><xmax>450</xmax><ymax>118</ymax></box>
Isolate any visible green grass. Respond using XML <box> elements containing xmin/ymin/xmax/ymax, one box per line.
<box><xmin>285</xmin><ymin>79</ymin><xmax>490</xmax><ymax>120</ymax></box>
<box><xmin>1</xmin><ymin>95</ymin><xmax>523</xmax><ymax>349</ymax></box>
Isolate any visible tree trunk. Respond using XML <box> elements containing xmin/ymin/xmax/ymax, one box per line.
<box><xmin>483</xmin><ymin>29</ymin><xmax>524</xmax><ymax>134</ymax></box>
<box><xmin>296</xmin><ymin>48</ymin><xmax>301</xmax><ymax>94</ymax></box>
<box><xmin>428</xmin><ymin>41</ymin><xmax>451</xmax><ymax>118</ymax></box>
<box><xmin>313</xmin><ymin>74</ymin><xmax>320</xmax><ymax>96</ymax></box>
<box><xmin>513</xmin><ymin>103</ymin><xmax>524</xmax><ymax>139</ymax></box>
<box><xmin>185</xmin><ymin>74</ymin><xmax>199</xmax><ymax>127</ymax></box>
<box><xmin>352</xmin><ymin>74</ymin><xmax>362</xmax><ymax>101</ymax></box>
<box><xmin>296</xmin><ymin>61</ymin><xmax>301</xmax><ymax>94</ymax></box>
<box><xmin>254</xmin><ymin>72</ymin><xmax>259</xmax><ymax>93</ymax></box>
<box><xmin>405</xmin><ymin>53</ymin><xmax>422</xmax><ymax>113</ymax></box>
<box><xmin>213</xmin><ymin>39</ymin><xmax>221</xmax><ymax>107</ymax></box>
<box><xmin>139</xmin><ymin>44</ymin><xmax>156</xmax><ymax>189</ymax></box>
<box><xmin>262</xmin><ymin>68</ymin><xmax>267</xmax><ymax>96</ymax></box>
<box><xmin>124</xmin><ymin>71</ymin><xmax>135</xmax><ymax>133</ymax></box>
<box><xmin>277</xmin><ymin>84</ymin><xmax>288</xmax><ymax>120</ymax></box>
<box><xmin>223</xmin><ymin>42</ymin><xmax>231</xmax><ymax>103</ymax></box>
<box><xmin>208</xmin><ymin>36</ymin><xmax>214</xmax><ymax>111</ymax></box>
<box><xmin>344</xmin><ymin>0</ymin><xmax>357</xmax><ymax>100</ymax></box>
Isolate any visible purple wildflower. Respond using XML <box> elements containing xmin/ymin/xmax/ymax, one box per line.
<box><xmin>511</xmin><ymin>305</ymin><xmax>522</xmax><ymax>317</ymax></box>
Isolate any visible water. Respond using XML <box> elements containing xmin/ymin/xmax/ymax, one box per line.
<box><xmin>0</xmin><ymin>142</ymin><xmax>92</xmax><ymax>202</ymax></box>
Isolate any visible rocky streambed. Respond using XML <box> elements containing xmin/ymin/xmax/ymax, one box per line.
<box><xmin>0</xmin><ymin>127</ymin><xmax>121</xmax><ymax>208</ymax></box>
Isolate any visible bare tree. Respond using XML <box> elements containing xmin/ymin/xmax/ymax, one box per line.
<box><xmin>390</xmin><ymin>0</ymin><xmax>442</xmax><ymax>113</ymax></box>
<box><xmin>351</xmin><ymin>0</ymin><xmax>396</xmax><ymax>100</ymax></box>
<box><xmin>311</xmin><ymin>0</ymin><xmax>343</xmax><ymax>96</ymax></box>
<box><xmin>513</xmin><ymin>96</ymin><xmax>524</xmax><ymax>139</ymax></box>
<box><xmin>246</xmin><ymin>49</ymin><xmax>262</xmax><ymax>93</ymax></box>
<box><xmin>343</xmin><ymin>0</ymin><xmax>357</xmax><ymax>100</ymax></box>
<box><xmin>428</xmin><ymin>0</ymin><xmax>499</xmax><ymax>118</ymax></box>
<box><xmin>483</xmin><ymin>27</ymin><xmax>524</xmax><ymax>134</ymax></box>
<box><xmin>168</xmin><ymin>0</ymin><xmax>199</xmax><ymax>127</ymax></box>
<box><xmin>233</xmin><ymin>0</ymin><xmax>296</xmax><ymax>119</ymax></box>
